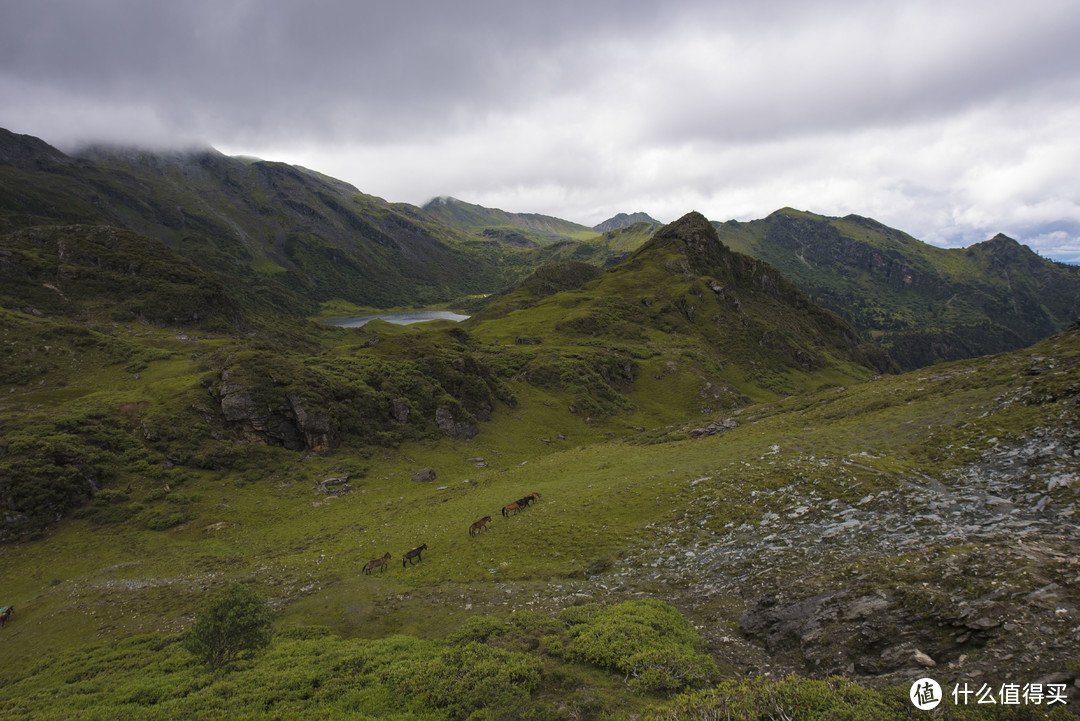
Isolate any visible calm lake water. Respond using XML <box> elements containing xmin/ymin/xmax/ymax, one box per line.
<box><xmin>324</xmin><ymin>310</ymin><xmax>470</xmax><ymax>328</ymax></box>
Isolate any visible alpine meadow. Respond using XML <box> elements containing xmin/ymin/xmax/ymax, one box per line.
<box><xmin>1</xmin><ymin>128</ymin><xmax>1079</xmax><ymax>720</ymax></box>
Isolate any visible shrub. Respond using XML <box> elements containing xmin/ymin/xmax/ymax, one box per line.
<box><xmin>564</xmin><ymin>599</ymin><xmax>718</xmax><ymax>694</ymax></box>
<box><xmin>184</xmin><ymin>584</ymin><xmax>274</xmax><ymax>670</ymax></box>
<box><xmin>145</xmin><ymin>511</ymin><xmax>188</xmax><ymax>531</ymax></box>
<box><xmin>445</xmin><ymin>615</ymin><xmax>509</xmax><ymax>645</ymax></box>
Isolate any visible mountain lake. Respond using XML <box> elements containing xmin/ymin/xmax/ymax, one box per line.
<box><xmin>323</xmin><ymin>310</ymin><xmax>470</xmax><ymax>328</ymax></box>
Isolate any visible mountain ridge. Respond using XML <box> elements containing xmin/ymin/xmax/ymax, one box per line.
<box><xmin>713</xmin><ymin>208</ymin><xmax>1080</xmax><ymax>369</ymax></box>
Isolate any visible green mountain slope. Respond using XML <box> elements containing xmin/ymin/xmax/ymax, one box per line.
<box><xmin>467</xmin><ymin>212</ymin><xmax>890</xmax><ymax>422</ymax></box>
<box><xmin>0</xmin><ymin>224</ymin><xmax>243</xmax><ymax>330</ymax></box>
<box><xmin>0</xmin><ymin>129</ymin><xmax>533</xmax><ymax>313</ymax></box>
<box><xmin>534</xmin><ymin>220</ymin><xmax>661</xmax><ymax>269</ymax></box>
<box><xmin>420</xmin><ymin>195</ymin><xmax>599</xmax><ymax>246</ymax></box>
<box><xmin>713</xmin><ymin>208</ymin><xmax>1080</xmax><ymax>369</ymax></box>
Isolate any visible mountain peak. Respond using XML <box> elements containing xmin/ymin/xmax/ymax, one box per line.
<box><xmin>645</xmin><ymin>211</ymin><xmax>729</xmax><ymax>269</ymax></box>
<box><xmin>593</xmin><ymin>211</ymin><xmax>661</xmax><ymax>233</ymax></box>
<box><xmin>0</xmin><ymin>127</ymin><xmax>73</xmax><ymax>170</ymax></box>
<box><xmin>986</xmin><ymin>233</ymin><xmax>1020</xmax><ymax>246</ymax></box>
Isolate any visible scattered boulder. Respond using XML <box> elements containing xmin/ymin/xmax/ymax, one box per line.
<box><xmin>689</xmin><ymin>417</ymin><xmax>738</xmax><ymax>438</ymax></box>
<box><xmin>412</xmin><ymin>468</ymin><xmax>436</xmax><ymax>483</ymax></box>
<box><xmin>202</xmin><ymin>521</ymin><xmax>234</xmax><ymax>533</ymax></box>
<box><xmin>314</xmin><ymin>475</ymin><xmax>352</xmax><ymax>497</ymax></box>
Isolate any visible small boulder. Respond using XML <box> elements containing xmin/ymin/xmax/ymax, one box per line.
<box><xmin>413</xmin><ymin>468</ymin><xmax>437</xmax><ymax>483</ymax></box>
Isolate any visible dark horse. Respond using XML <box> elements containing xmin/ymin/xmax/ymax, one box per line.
<box><xmin>0</xmin><ymin>606</ymin><xmax>11</xmax><ymax>629</ymax></box>
<box><xmin>469</xmin><ymin>516</ymin><xmax>492</xmax><ymax>535</ymax></box>
<box><xmin>363</xmin><ymin>552</ymin><xmax>392</xmax><ymax>574</ymax></box>
<box><xmin>403</xmin><ymin>543</ymin><xmax>427</xmax><ymax>567</ymax></box>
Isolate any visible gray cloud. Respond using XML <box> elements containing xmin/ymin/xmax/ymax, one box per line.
<box><xmin>2</xmin><ymin>0</ymin><xmax>1079</xmax><ymax>261</ymax></box>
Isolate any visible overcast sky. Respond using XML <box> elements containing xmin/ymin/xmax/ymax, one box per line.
<box><xmin>3</xmin><ymin>0</ymin><xmax>1080</xmax><ymax>262</ymax></box>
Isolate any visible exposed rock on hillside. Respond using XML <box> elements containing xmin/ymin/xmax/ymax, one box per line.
<box><xmin>435</xmin><ymin>408</ymin><xmax>478</xmax><ymax>439</ymax></box>
<box><xmin>211</xmin><ymin>371</ymin><xmax>334</xmax><ymax>452</ymax></box>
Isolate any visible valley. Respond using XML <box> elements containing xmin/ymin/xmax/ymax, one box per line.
<box><xmin>1</xmin><ymin>128</ymin><xmax>1078</xmax><ymax>719</ymax></box>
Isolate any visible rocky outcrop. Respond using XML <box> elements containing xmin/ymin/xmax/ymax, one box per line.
<box><xmin>210</xmin><ymin>370</ymin><xmax>334</xmax><ymax>452</ymax></box>
<box><xmin>435</xmin><ymin>407</ymin><xmax>478</xmax><ymax>439</ymax></box>
<box><xmin>688</xmin><ymin>417</ymin><xmax>738</xmax><ymax>438</ymax></box>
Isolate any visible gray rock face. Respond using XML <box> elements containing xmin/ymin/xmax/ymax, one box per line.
<box><xmin>435</xmin><ymin>407</ymin><xmax>478</xmax><ymax>439</ymax></box>
<box><xmin>210</xmin><ymin>374</ymin><xmax>334</xmax><ymax>452</ymax></box>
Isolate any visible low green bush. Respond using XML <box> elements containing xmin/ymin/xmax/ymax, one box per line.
<box><xmin>564</xmin><ymin>599</ymin><xmax>718</xmax><ymax>694</ymax></box>
<box><xmin>651</xmin><ymin>675</ymin><xmax>1078</xmax><ymax>720</ymax></box>
<box><xmin>145</xmin><ymin>512</ymin><xmax>188</xmax><ymax>531</ymax></box>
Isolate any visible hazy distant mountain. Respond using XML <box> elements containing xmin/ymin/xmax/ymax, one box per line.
<box><xmin>420</xmin><ymin>196</ymin><xmax>598</xmax><ymax>246</ymax></box>
<box><xmin>592</xmin><ymin>211</ymin><xmax>661</xmax><ymax>232</ymax></box>
<box><xmin>713</xmin><ymin>208</ymin><xmax>1080</xmax><ymax>369</ymax></box>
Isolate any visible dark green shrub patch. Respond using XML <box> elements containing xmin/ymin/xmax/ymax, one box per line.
<box><xmin>0</xmin><ymin>411</ymin><xmax>161</xmax><ymax>540</ymax></box>
<box><xmin>562</xmin><ymin>599</ymin><xmax>718</xmax><ymax>694</ymax></box>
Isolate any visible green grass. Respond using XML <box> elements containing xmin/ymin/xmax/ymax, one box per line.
<box><xmin>2</xmin><ymin>324</ymin><xmax>1078</xmax><ymax>715</ymax></box>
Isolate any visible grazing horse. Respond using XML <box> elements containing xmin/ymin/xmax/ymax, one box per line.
<box><xmin>363</xmin><ymin>552</ymin><xmax>392</xmax><ymax>574</ymax></box>
<box><xmin>516</xmin><ymin>496</ymin><xmax>534</xmax><ymax>508</ymax></box>
<box><xmin>525</xmin><ymin>492</ymin><xmax>542</xmax><ymax>501</ymax></box>
<box><xmin>469</xmin><ymin>516</ymin><xmax>492</xmax><ymax>535</ymax></box>
<box><xmin>502</xmin><ymin>501</ymin><xmax>523</xmax><ymax>517</ymax></box>
<box><xmin>0</xmin><ymin>606</ymin><xmax>11</xmax><ymax>629</ymax></box>
<box><xmin>403</xmin><ymin>543</ymin><xmax>427</xmax><ymax>567</ymax></box>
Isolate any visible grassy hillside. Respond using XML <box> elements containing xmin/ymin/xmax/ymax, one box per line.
<box><xmin>467</xmin><ymin>212</ymin><xmax>889</xmax><ymax>418</ymax></box>
<box><xmin>713</xmin><ymin>208</ymin><xmax>1080</xmax><ymax>369</ymax></box>
<box><xmin>1</xmin><ymin>314</ymin><xmax>1076</xmax><ymax>718</ymax></box>
<box><xmin>0</xmin><ymin>224</ymin><xmax>243</xmax><ymax>330</ymax></box>
<box><xmin>0</xmin><ymin>130</ymin><xmax>555</xmax><ymax>313</ymax></box>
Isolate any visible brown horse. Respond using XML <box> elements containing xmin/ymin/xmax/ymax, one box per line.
<box><xmin>502</xmin><ymin>501</ymin><xmax>523</xmax><ymax>517</ymax></box>
<box><xmin>469</xmin><ymin>516</ymin><xmax>492</xmax><ymax>535</ymax></box>
<box><xmin>525</xmin><ymin>492</ymin><xmax>542</xmax><ymax>501</ymax></box>
<box><xmin>403</xmin><ymin>543</ymin><xmax>427</xmax><ymax>567</ymax></box>
<box><xmin>363</xmin><ymin>552</ymin><xmax>392</xmax><ymax>574</ymax></box>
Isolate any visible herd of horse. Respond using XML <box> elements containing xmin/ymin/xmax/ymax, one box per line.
<box><xmin>362</xmin><ymin>492</ymin><xmax>542</xmax><ymax>574</ymax></box>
